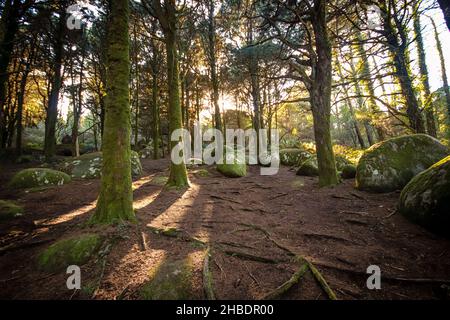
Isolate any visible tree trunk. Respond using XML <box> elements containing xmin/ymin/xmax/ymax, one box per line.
<box><xmin>44</xmin><ymin>5</ymin><xmax>66</xmax><ymax>161</ymax></box>
<box><xmin>430</xmin><ymin>17</ymin><xmax>450</xmax><ymax>137</ymax></box>
<box><xmin>310</xmin><ymin>0</ymin><xmax>338</xmax><ymax>187</ymax></box>
<box><xmin>208</xmin><ymin>0</ymin><xmax>222</xmax><ymax>132</ymax></box>
<box><xmin>91</xmin><ymin>0</ymin><xmax>135</xmax><ymax>225</ymax></box>
<box><xmin>380</xmin><ymin>1</ymin><xmax>425</xmax><ymax>133</ymax></box>
<box><xmin>414</xmin><ymin>11</ymin><xmax>437</xmax><ymax>137</ymax></box>
<box><xmin>152</xmin><ymin>64</ymin><xmax>160</xmax><ymax>160</ymax></box>
<box><xmin>355</xmin><ymin>31</ymin><xmax>385</xmax><ymax>141</ymax></box>
<box><xmin>0</xmin><ymin>0</ymin><xmax>20</xmax><ymax>149</ymax></box>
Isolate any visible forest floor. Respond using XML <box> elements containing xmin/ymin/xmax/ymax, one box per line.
<box><xmin>1</xmin><ymin>157</ymin><xmax>450</xmax><ymax>300</ymax></box>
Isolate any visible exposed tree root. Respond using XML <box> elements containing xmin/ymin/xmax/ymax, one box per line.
<box><xmin>147</xmin><ymin>225</ymin><xmax>207</xmax><ymax>246</ymax></box>
<box><xmin>203</xmin><ymin>247</ymin><xmax>216</xmax><ymax>300</ymax></box>
<box><xmin>223</xmin><ymin>250</ymin><xmax>280</xmax><ymax>264</ymax></box>
<box><xmin>307</xmin><ymin>261</ymin><xmax>338</xmax><ymax>300</ymax></box>
<box><xmin>262</xmin><ymin>262</ymin><xmax>309</xmax><ymax>300</ymax></box>
<box><xmin>0</xmin><ymin>238</ymin><xmax>55</xmax><ymax>255</ymax></box>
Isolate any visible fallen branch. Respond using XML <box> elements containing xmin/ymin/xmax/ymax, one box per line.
<box><xmin>203</xmin><ymin>247</ymin><xmax>216</xmax><ymax>300</ymax></box>
<box><xmin>263</xmin><ymin>262</ymin><xmax>309</xmax><ymax>300</ymax></box>
<box><xmin>147</xmin><ymin>225</ymin><xmax>207</xmax><ymax>246</ymax></box>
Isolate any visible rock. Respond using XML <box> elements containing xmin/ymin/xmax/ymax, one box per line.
<box><xmin>15</xmin><ymin>155</ymin><xmax>33</xmax><ymax>164</ymax></box>
<box><xmin>55</xmin><ymin>144</ymin><xmax>73</xmax><ymax>156</ymax></box>
<box><xmin>280</xmin><ymin>148</ymin><xmax>312</xmax><ymax>166</ymax></box>
<box><xmin>341</xmin><ymin>164</ymin><xmax>357</xmax><ymax>179</ymax></box>
<box><xmin>60</xmin><ymin>151</ymin><xmax>143</xmax><ymax>179</ymax></box>
<box><xmin>0</xmin><ymin>200</ymin><xmax>24</xmax><ymax>221</ymax></box>
<box><xmin>335</xmin><ymin>155</ymin><xmax>352</xmax><ymax>171</ymax></box>
<box><xmin>139</xmin><ymin>145</ymin><xmax>163</xmax><ymax>159</ymax></box>
<box><xmin>216</xmin><ymin>147</ymin><xmax>247</xmax><ymax>178</ymax></box>
<box><xmin>356</xmin><ymin>134</ymin><xmax>449</xmax><ymax>192</ymax></box>
<box><xmin>140</xmin><ymin>258</ymin><xmax>195</xmax><ymax>300</ymax></box>
<box><xmin>37</xmin><ymin>234</ymin><xmax>103</xmax><ymax>272</ymax></box>
<box><xmin>399</xmin><ymin>155</ymin><xmax>450</xmax><ymax>237</ymax></box>
<box><xmin>9</xmin><ymin>168</ymin><xmax>71</xmax><ymax>189</ymax></box>
<box><xmin>296</xmin><ymin>157</ymin><xmax>319</xmax><ymax>176</ymax></box>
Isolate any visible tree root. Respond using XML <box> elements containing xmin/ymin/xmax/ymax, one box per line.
<box><xmin>307</xmin><ymin>260</ymin><xmax>338</xmax><ymax>300</ymax></box>
<box><xmin>147</xmin><ymin>225</ymin><xmax>207</xmax><ymax>246</ymax></box>
<box><xmin>262</xmin><ymin>262</ymin><xmax>309</xmax><ymax>300</ymax></box>
<box><xmin>223</xmin><ymin>250</ymin><xmax>279</xmax><ymax>264</ymax></box>
<box><xmin>203</xmin><ymin>247</ymin><xmax>216</xmax><ymax>300</ymax></box>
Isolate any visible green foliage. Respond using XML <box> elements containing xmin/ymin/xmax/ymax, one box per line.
<box><xmin>37</xmin><ymin>234</ymin><xmax>103</xmax><ymax>272</ymax></box>
<box><xmin>9</xmin><ymin>168</ymin><xmax>71</xmax><ymax>189</ymax></box>
<box><xmin>0</xmin><ymin>200</ymin><xmax>24</xmax><ymax>221</ymax></box>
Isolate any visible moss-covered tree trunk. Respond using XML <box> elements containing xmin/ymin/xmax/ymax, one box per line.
<box><xmin>414</xmin><ymin>11</ymin><xmax>437</xmax><ymax>137</ymax></box>
<box><xmin>310</xmin><ymin>0</ymin><xmax>338</xmax><ymax>187</ymax></box>
<box><xmin>91</xmin><ymin>0</ymin><xmax>135</xmax><ymax>225</ymax></box>
<box><xmin>152</xmin><ymin>0</ymin><xmax>189</xmax><ymax>187</ymax></box>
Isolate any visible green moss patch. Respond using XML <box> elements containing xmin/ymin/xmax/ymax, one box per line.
<box><xmin>296</xmin><ymin>157</ymin><xmax>319</xmax><ymax>176</ymax></box>
<box><xmin>151</xmin><ymin>175</ymin><xmax>169</xmax><ymax>185</ymax></box>
<box><xmin>356</xmin><ymin>134</ymin><xmax>449</xmax><ymax>192</ymax></box>
<box><xmin>399</xmin><ymin>155</ymin><xmax>450</xmax><ymax>237</ymax></box>
<box><xmin>0</xmin><ymin>200</ymin><xmax>24</xmax><ymax>221</ymax></box>
<box><xmin>37</xmin><ymin>234</ymin><xmax>103</xmax><ymax>272</ymax></box>
<box><xmin>217</xmin><ymin>148</ymin><xmax>247</xmax><ymax>178</ymax></box>
<box><xmin>140</xmin><ymin>258</ymin><xmax>195</xmax><ymax>300</ymax></box>
<box><xmin>9</xmin><ymin>168</ymin><xmax>71</xmax><ymax>189</ymax></box>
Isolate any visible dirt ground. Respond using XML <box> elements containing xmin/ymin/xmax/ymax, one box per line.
<box><xmin>1</xmin><ymin>157</ymin><xmax>450</xmax><ymax>300</ymax></box>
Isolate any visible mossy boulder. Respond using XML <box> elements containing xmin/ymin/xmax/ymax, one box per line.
<box><xmin>139</xmin><ymin>146</ymin><xmax>163</xmax><ymax>159</ymax></box>
<box><xmin>399</xmin><ymin>156</ymin><xmax>450</xmax><ymax>237</ymax></box>
<box><xmin>356</xmin><ymin>134</ymin><xmax>449</xmax><ymax>192</ymax></box>
<box><xmin>0</xmin><ymin>200</ymin><xmax>24</xmax><ymax>221</ymax></box>
<box><xmin>140</xmin><ymin>258</ymin><xmax>195</xmax><ymax>300</ymax></box>
<box><xmin>335</xmin><ymin>155</ymin><xmax>352</xmax><ymax>171</ymax></box>
<box><xmin>9</xmin><ymin>168</ymin><xmax>71</xmax><ymax>189</ymax></box>
<box><xmin>296</xmin><ymin>157</ymin><xmax>319</xmax><ymax>176</ymax></box>
<box><xmin>217</xmin><ymin>147</ymin><xmax>247</xmax><ymax>178</ymax></box>
<box><xmin>61</xmin><ymin>151</ymin><xmax>143</xmax><ymax>179</ymax></box>
<box><xmin>37</xmin><ymin>234</ymin><xmax>103</xmax><ymax>272</ymax></box>
<box><xmin>341</xmin><ymin>164</ymin><xmax>357</xmax><ymax>179</ymax></box>
<box><xmin>280</xmin><ymin>148</ymin><xmax>312</xmax><ymax>166</ymax></box>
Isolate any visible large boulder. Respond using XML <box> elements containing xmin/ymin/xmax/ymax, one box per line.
<box><xmin>356</xmin><ymin>134</ymin><xmax>449</xmax><ymax>192</ymax></box>
<box><xmin>9</xmin><ymin>168</ymin><xmax>71</xmax><ymax>189</ymax></box>
<box><xmin>280</xmin><ymin>148</ymin><xmax>312</xmax><ymax>166</ymax></box>
<box><xmin>60</xmin><ymin>151</ymin><xmax>143</xmax><ymax>179</ymax></box>
<box><xmin>399</xmin><ymin>156</ymin><xmax>450</xmax><ymax>237</ymax></box>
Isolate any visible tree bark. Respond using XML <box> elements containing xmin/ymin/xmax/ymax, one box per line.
<box><xmin>310</xmin><ymin>0</ymin><xmax>338</xmax><ymax>187</ymax></box>
<box><xmin>91</xmin><ymin>0</ymin><xmax>135</xmax><ymax>225</ymax></box>
<box><xmin>413</xmin><ymin>10</ymin><xmax>437</xmax><ymax>137</ymax></box>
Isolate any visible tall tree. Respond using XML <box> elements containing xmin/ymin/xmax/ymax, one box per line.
<box><xmin>91</xmin><ymin>0</ymin><xmax>135</xmax><ymax>224</ymax></box>
<box><xmin>44</xmin><ymin>2</ymin><xmax>66</xmax><ymax>161</ymax></box>
<box><xmin>146</xmin><ymin>0</ymin><xmax>189</xmax><ymax>187</ymax></box>
<box><xmin>413</xmin><ymin>6</ymin><xmax>437</xmax><ymax>137</ymax></box>
<box><xmin>430</xmin><ymin>16</ymin><xmax>450</xmax><ymax>135</ymax></box>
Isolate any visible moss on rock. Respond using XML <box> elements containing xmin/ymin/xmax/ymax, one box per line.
<box><xmin>140</xmin><ymin>258</ymin><xmax>195</xmax><ymax>300</ymax></box>
<box><xmin>296</xmin><ymin>157</ymin><xmax>319</xmax><ymax>176</ymax></box>
<box><xmin>341</xmin><ymin>164</ymin><xmax>357</xmax><ymax>179</ymax></box>
<box><xmin>217</xmin><ymin>147</ymin><xmax>247</xmax><ymax>178</ymax></box>
<box><xmin>60</xmin><ymin>151</ymin><xmax>142</xmax><ymax>179</ymax></box>
<box><xmin>356</xmin><ymin>134</ymin><xmax>449</xmax><ymax>192</ymax></box>
<box><xmin>9</xmin><ymin>168</ymin><xmax>71</xmax><ymax>189</ymax></box>
<box><xmin>37</xmin><ymin>234</ymin><xmax>103</xmax><ymax>272</ymax></box>
<box><xmin>0</xmin><ymin>200</ymin><xmax>24</xmax><ymax>221</ymax></box>
<box><xmin>280</xmin><ymin>148</ymin><xmax>312</xmax><ymax>166</ymax></box>
<box><xmin>399</xmin><ymin>155</ymin><xmax>450</xmax><ymax>237</ymax></box>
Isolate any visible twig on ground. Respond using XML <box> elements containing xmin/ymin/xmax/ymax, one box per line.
<box><xmin>203</xmin><ymin>247</ymin><xmax>216</xmax><ymax>300</ymax></box>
